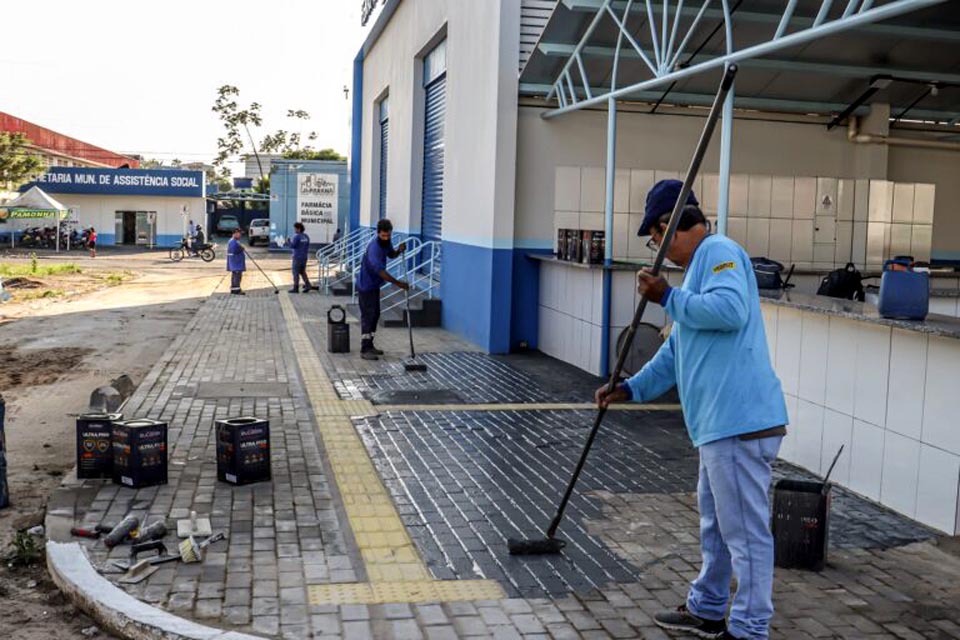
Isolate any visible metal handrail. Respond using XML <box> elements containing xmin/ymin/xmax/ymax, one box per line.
<box><xmin>318</xmin><ymin>227</ymin><xmax>375</xmax><ymax>291</ymax></box>
<box><xmin>316</xmin><ymin>226</ymin><xmax>372</xmax><ymax>262</ymax></box>
<box><xmin>379</xmin><ymin>241</ymin><xmax>441</xmax><ymax>315</ymax></box>
<box><xmin>334</xmin><ymin>234</ymin><xmax>421</xmax><ymax>296</ymax></box>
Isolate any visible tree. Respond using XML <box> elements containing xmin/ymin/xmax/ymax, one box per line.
<box><xmin>0</xmin><ymin>132</ymin><xmax>46</xmax><ymax>188</ymax></box>
<box><xmin>211</xmin><ymin>86</ymin><xmax>345</xmax><ymax>184</ymax></box>
<box><xmin>283</xmin><ymin>148</ymin><xmax>346</xmax><ymax>161</ymax></box>
<box><xmin>140</xmin><ymin>157</ymin><xmax>184</xmax><ymax>169</ymax></box>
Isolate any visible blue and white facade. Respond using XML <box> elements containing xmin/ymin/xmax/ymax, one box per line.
<box><xmin>355</xmin><ymin>0</ymin><xmax>960</xmax><ymax>358</ymax></box>
<box><xmin>22</xmin><ymin>167</ymin><xmax>206</xmax><ymax>247</ymax></box>
<box><xmin>269</xmin><ymin>160</ymin><xmax>349</xmax><ymax>248</ymax></box>
<box><xmin>354</xmin><ymin>0</ymin><xmax>960</xmax><ymax>538</ymax></box>
<box><xmin>356</xmin><ymin>0</ymin><xmax>523</xmax><ymax>353</ymax></box>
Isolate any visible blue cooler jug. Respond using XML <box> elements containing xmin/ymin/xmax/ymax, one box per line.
<box><xmin>878</xmin><ymin>258</ymin><xmax>929</xmax><ymax>320</ymax></box>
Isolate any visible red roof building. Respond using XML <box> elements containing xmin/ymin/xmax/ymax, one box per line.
<box><xmin>0</xmin><ymin>111</ymin><xmax>139</xmax><ymax>169</ymax></box>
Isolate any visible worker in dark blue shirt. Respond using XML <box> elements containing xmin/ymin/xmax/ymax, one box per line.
<box><xmin>356</xmin><ymin>219</ymin><xmax>407</xmax><ymax>360</ymax></box>
<box><xmin>288</xmin><ymin>222</ymin><xmax>315</xmax><ymax>293</ymax></box>
<box><xmin>226</xmin><ymin>228</ymin><xmax>246</xmax><ymax>295</ymax></box>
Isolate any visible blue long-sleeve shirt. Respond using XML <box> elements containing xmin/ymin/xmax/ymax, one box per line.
<box><xmin>356</xmin><ymin>239</ymin><xmax>399</xmax><ymax>293</ymax></box>
<box><xmin>226</xmin><ymin>238</ymin><xmax>245</xmax><ymax>272</ymax></box>
<box><xmin>625</xmin><ymin>234</ymin><xmax>787</xmax><ymax>447</ymax></box>
<box><xmin>290</xmin><ymin>232</ymin><xmax>311</xmax><ymax>261</ymax></box>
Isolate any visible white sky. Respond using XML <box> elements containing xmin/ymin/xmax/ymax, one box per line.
<box><xmin>0</xmin><ymin>1</ymin><xmax>376</xmax><ymax>169</ymax></box>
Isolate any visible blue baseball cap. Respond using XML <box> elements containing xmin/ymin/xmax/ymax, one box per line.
<box><xmin>639</xmin><ymin>179</ymin><xmax>699</xmax><ymax>236</ymax></box>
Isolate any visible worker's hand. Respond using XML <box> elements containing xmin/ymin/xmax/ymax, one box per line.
<box><xmin>637</xmin><ymin>269</ymin><xmax>669</xmax><ymax>304</ymax></box>
<box><xmin>398</xmin><ymin>242</ymin><xmax>407</xmax><ymax>253</ymax></box>
<box><xmin>595</xmin><ymin>383</ymin><xmax>630</xmax><ymax>408</ymax></box>
<box><xmin>398</xmin><ymin>281</ymin><xmax>410</xmax><ymax>291</ymax></box>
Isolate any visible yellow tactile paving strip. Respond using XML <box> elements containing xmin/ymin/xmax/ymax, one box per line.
<box><xmin>278</xmin><ymin>293</ymin><xmax>505</xmax><ymax>604</ymax></box>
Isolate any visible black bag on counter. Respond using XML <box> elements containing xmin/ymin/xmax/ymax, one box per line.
<box><xmin>817</xmin><ymin>263</ymin><xmax>865</xmax><ymax>301</ymax></box>
<box><xmin>751</xmin><ymin>257</ymin><xmax>793</xmax><ymax>291</ymax></box>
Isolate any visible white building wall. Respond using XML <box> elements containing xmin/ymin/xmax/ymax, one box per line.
<box><xmin>52</xmin><ymin>194</ymin><xmax>206</xmax><ymax>245</ymax></box>
<box><xmin>360</xmin><ymin>0</ymin><xmax>519</xmax><ymax>248</ymax></box>
<box><xmin>515</xmin><ymin>106</ymin><xmax>890</xmax><ymax>250</ymax></box>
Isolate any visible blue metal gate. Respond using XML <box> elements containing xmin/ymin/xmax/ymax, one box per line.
<box><xmin>378</xmin><ymin>118</ymin><xmax>389</xmax><ymax>220</ymax></box>
<box><xmin>378</xmin><ymin>99</ymin><xmax>389</xmax><ymax>221</ymax></box>
<box><xmin>421</xmin><ymin>42</ymin><xmax>446</xmax><ymax>267</ymax></box>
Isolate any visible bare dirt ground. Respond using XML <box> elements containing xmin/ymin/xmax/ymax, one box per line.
<box><xmin>0</xmin><ymin>248</ymin><xmax>253</xmax><ymax>639</ymax></box>
<box><xmin>0</xmin><ymin>257</ymin><xmax>135</xmax><ymax>314</ymax></box>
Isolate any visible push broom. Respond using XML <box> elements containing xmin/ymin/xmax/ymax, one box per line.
<box><xmin>401</xmin><ymin>249</ymin><xmax>428</xmax><ymax>372</ymax></box>
<box><xmin>508</xmin><ymin>65</ymin><xmax>738</xmax><ymax>556</ymax></box>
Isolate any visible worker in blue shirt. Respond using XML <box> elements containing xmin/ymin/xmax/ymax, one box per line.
<box><xmin>288</xmin><ymin>222</ymin><xmax>315</xmax><ymax>293</ymax></box>
<box><xmin>226</xmin><ymin>228</ymin><xmax>246</xmax><ymax>295</ymax></box>
<box><xmin>356</xmin><ymin>219</ymin><xmax>408</xmax><ymax>360</ymax></box>
<box><xmin>596</xmin><ymin>180</ymin><xmax>787</xmax><ymax>640</ymax></box>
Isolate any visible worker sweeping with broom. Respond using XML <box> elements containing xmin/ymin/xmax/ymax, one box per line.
<box><xmin>356</xmin><ymin>219</ymin><xmax>407</xmax><ymax>360</ymax></box>
<box><xmin>596</xmin><ymin>179</ymin><xmax>788</xmax><ymax>640</ymax></box>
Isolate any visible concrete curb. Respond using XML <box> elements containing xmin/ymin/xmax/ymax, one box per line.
<box><xmin>46</xmin><ymin>541</ymin><xmax>267</xmax><ymax>640</ymax></box>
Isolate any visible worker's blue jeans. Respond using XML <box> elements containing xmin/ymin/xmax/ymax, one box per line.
<box><xmin>686</xmin><ymin>434</ymin><xmax>782</xmax><ymax>640</ymax></box>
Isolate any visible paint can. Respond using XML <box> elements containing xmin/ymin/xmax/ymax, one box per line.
<box><xmin>771</xmin><ymin>479</ymin><xmax>830</xmax><ymax>571</ymax></box>
<box><xmin>76</xmin><ymin>413</ymin><xmax>122</xmax><ymax>479</ymax></box>
<box><xmin>112</xmin><ymin>419</ymin><xmax>168</xmax><ymax>488</ymax></box>
<box><xmin>216</xmin><ymin>417</ymin><xmax>271</xmax><ymax>485</ymax></box>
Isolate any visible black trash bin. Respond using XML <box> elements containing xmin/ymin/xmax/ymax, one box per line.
<box><xmin>772</xmin><ymin>479</ymin><xmax>831</xmax><ymax>571</ymax></box>
<box><xmin>328</xmin><ymin>305</ymin><xmax>350</xmax><ymax>353</ymax></box>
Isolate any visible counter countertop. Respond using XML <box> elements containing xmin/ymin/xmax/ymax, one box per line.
<box><xmin>760</xmin><ymin>291</ymin><xmax>960</xmax><ymax>339</ymax></box>
<box><xmin>528</xmin><ymin>254</ymin><xmax>960</xmax><ymax>280</ymax></box>
<box><xmin>527</xmin><ymin>253</ymin><xmax>683</xmax><ymax>271</ymax></box>
<box><xmin>528</xmin><ymin>254</ymin><xmax>682</xmax><ymax>272</ymax></box>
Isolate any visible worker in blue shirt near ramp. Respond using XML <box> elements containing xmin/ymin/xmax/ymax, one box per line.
<box><xmin>226</xmin><ymin>228</ymin><xmax>246</xmax><ymax>295</ymax></box>
<box><xmin>596</xmin><ymin>179</ymin><xmax>788</xmax><ymax>640</ymax></box>
<box><xmin>356</xmin><ymin>219</ymin><xmax>408</xmax><ymax>360</ymax></box>
<box><xmin>288</xmin><ymin>222</ymin><xmax>315</xmax><ymax>294</ymax></box>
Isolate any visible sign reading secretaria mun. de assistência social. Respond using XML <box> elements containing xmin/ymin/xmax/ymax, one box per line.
<box><xmin>23</xmin><ymin>167</ymin><xmax>205</xmax><ymax>198</ymax></box>
<box><xmin>297</xmin><ymin>173</ymin><xmax>338</xmax><ymax>244</ymax></box>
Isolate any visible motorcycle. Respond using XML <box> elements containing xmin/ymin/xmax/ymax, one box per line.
<box><xmin>169</xmin><ymin>238</ymin><xmax>216</xmax><ymax>263</ymax></box>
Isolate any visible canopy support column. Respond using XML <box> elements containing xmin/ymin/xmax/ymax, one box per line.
<box><xmin>717</xmin><ymin>76</ymin><xmax>735</xmax><ymax>235</ymax></box>
<box><xmin>600</xmin><ymin>96</ymin><xmax>618</xmax><ymax>377</ymax></box>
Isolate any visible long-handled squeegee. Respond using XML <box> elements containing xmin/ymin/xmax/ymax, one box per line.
<box><xmin>508</xmin><ymin>65</ymin><xmax>738</xmax><ymax>556</ymax></box>
<box><xmin>401</xmin><ymin>249</ymin><xmax>428</xmax><ymax>372</ymax></box>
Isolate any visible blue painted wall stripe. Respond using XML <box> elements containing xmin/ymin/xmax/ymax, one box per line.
<box><xmin>350</xmin><ymin>48</ymin><xmax>364</xmax><ymax>234</ymax></box>
<box><xmin>511</xmin><ymin>248</ymin><xmax>551</xmax><ymax>350</ymax></box>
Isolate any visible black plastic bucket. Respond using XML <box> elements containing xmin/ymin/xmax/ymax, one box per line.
<box><xmin>772</xmin><ymin>479</ymin><xmax>830</xmax><ymax>571</ymax></box>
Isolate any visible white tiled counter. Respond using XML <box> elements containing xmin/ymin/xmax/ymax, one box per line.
<box><xmin>762</xmin><ymin>292</ymin><xmax>960</xmax><ymax>535</ymax></box>
<box><xmin>536</xmin><ymin>256</ymin><xmax>682</xmax><ymax>376</ymax></box>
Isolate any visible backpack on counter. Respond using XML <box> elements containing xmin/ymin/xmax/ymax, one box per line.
<box><xmin>817</xmin><ymin>263</ymin><xmax>865</xmax><ymax>301</ymax></box>
<box><xmin>751</xmin><ymin>257</ymin><xmax>794</xmax><ymax>291</ymax></box>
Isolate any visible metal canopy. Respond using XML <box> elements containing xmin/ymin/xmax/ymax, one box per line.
<box><xmin>520</xmin><ymin>0</ymin><xmax>959</xmax><ymax>379</ymax></box>
<box><xmin>520</xmin><ymin>0</ymin><xmax>960</xmax><ymax>123</ymax></box>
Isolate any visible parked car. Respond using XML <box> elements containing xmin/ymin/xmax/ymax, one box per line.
<box><xmin>216</xmin><ymin>215</ymin><xmax>240</xmax><ymax>236</ymax></box>
<box><xmin>248</xmin><ymin>218</ymin><xmax>270</xmax><ymax>246</ymax></box>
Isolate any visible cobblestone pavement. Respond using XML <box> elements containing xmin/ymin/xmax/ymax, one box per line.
<box><xmin>50</xmin><ymin>284</ymin><xmax>960</xmax><ymax>639</ymax></box>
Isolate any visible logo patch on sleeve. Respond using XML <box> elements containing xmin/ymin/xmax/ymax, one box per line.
<box><xmin>712</xmin><ymin>261</ymin><xmax>736</xmax><ymax>274</ymax></box>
